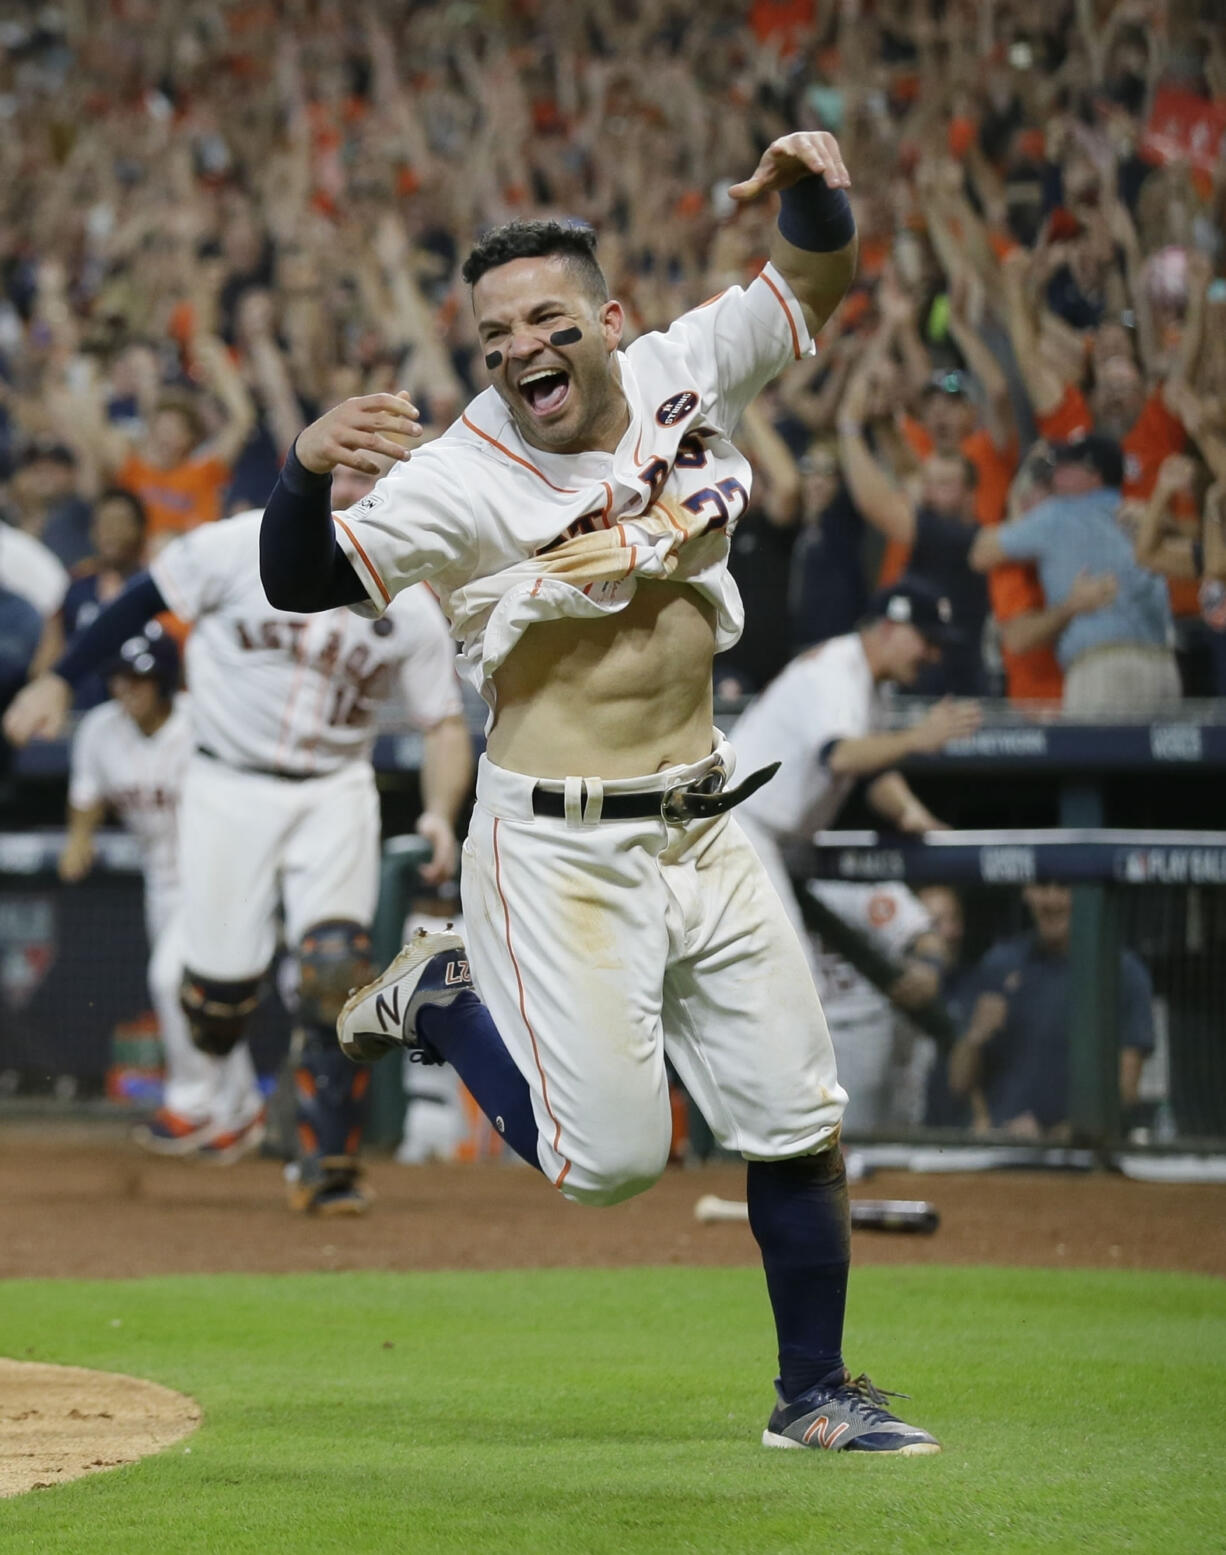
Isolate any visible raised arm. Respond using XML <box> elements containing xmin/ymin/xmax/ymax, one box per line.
<box><xmin>1134</xmin><ymin>456</ymin><xmax>1201</xmax><ymax>579</ymax></box>
<box><xmin>728</xmin><ymin>132</ymin><xmax>858</xmax><ymax>338</ymax></box>
<box><xmin>191</xmin><ymin>334</ymin><xmax>257</xmax><ymax>468</ymax></box>
<box><xmin>1000</xmin><ymin>248</ymin><xmax>1066</xmax><ymax>420</ymax></box>
<box><xmin>836</xmin><ymin>363</ymin><xmax>916</xmax><ymax>545</ymax></box>
<box><xmin>737</xmin><ymin>400</ymin><xmax>802</xmax><ymax>526</ymax></box>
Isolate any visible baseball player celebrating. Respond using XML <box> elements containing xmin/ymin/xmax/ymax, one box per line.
<box><xmin>730</xmin><ymin>580</ymin><xmax>981</xmax><ymax>1130</ymax></box>
<box><xmin>263</xmin><ymin>133</ymin><xmax>942</xmax><ymax>1450</ymax></box>
<box><xmin>59</xmin><ymin>627</ymin><xmax>265</xmax><ymax>1157</ymax></box>
<box><xmin>6</xmin><ymin>465</ymin><xmax>471</xmax><ymax>1215</ymax></box>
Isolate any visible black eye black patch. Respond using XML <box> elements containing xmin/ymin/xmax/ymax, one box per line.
<box><xmin>549</xmin><ymin>326</ymin><xmax>583</xmax><ymax>346</ymax></box>
<box><xmin>484</xmin><ymin>350</ymin><xmax>503</xmax><ymax>369</ymax></box>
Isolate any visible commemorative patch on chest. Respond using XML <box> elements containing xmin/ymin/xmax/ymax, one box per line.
<box><xmin>656</xmin><ymin>390</ymin><xmax>699</xmax><ymax>427</ymax></box>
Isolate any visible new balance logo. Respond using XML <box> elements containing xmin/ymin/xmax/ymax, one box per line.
<box><xmin>444</xmin><ymin>959</ymin><xmax>470</xmax><ymax>987</ymax></box>
<box><xmin>374</xmin><ymin>988</ymin><xmax>401</xmax><ymax>1031</ymax></box>
<box><xmin>802</xmin><ymin>1415</ymin><xmax>849</xmax><ymax>1449</ymax></box>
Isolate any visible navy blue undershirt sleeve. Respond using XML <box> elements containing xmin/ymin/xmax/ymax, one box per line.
<box><xmin>54</xmin><ymin>572</ymin><xmax>168</xmax><ymax>688</ymax></box>
<box><xmin>259</xmin><ymin>443</ymin><xmax>366</xmax><ymax>611</ymax></box>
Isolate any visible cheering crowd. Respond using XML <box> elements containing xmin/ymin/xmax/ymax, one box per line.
<box><xmin>2</xmin><ymin>0</ymin><xmax>1225</xmax><ymax>715</ymax></box>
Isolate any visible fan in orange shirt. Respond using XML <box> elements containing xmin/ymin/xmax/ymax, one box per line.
<box><xmin>53</xmin><ymin>335</ymin><xmax>256</xmax><ymax>558</ymax></box>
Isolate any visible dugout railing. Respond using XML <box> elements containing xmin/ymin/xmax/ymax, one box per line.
<box><xmin>4</xmin><ymin>702</ymin><xmax>1226</xmax><ymax>1163</ymax></box>
<box><xmin>795</xmin><ymin>829</ymin><xmax>1226</xmax><ymax>1161</ymax></box>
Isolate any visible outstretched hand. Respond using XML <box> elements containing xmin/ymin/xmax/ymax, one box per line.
<box><xmin>3</xmin><ymin>673</ymin><xmax>72</xmax><ymax>747</ymax></box>
<box><xmin>727</xmin><ymin>132</ymin><xmax>850</xmax><ymax>203</ymax></box>
<box><xmin>295</xmin><ymin>391</ymin><xmax>423</xmax><ymax>477</ymax></box>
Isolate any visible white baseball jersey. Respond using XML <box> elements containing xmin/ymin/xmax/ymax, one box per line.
<box><xmin>68</xmin><ymin>694</ymin><xmax>193</xmax><ymax>904</ymax></box>
<box><xmin>804</xmin><ymin>880</ymin><xmax>932</xmax><ymax>1027</ymax></box>
<box><xmin>329</xmin><ymin>263</ymin><xmax>814</xmax><ymax>715</ymax></box>
<box><xmin>0</xmin><ymin>522</ymin><xmax>69</xmax><ymax>617</ymax></box>
<box><xmin>732</xmin><ymin>633</ymin><xmax>881</xmax><ymax>840</ymax></box>
<box><xmin>151</xmin><ymin>511</ymin><xmax>462</xmax><ymax>776</ymax></box>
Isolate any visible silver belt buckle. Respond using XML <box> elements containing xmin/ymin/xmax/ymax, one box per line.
<box><xmin>659</xmin><ymin>759</ymin><xmax>726</xmax><ymax>825</ymax></box>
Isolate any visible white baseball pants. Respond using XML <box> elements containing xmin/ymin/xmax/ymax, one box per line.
<box><xmin>144</xmin><ymin>883</ymin><xmax>261</xmax><ymax>1130</ymax></box>
<box><xmin>178</xmin><ymin>756</ymin><xmax>380</xmax><ymax>981</ymax></box>
<box><xmin>460</xmin><ymin>750</ymin><xmax>846</xmax><ymax>1206</ymax></box>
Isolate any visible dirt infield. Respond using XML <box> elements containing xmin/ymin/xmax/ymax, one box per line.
<box><xmin>0</xmin><ymin>1361</ymin><xmax>199</xmax><ymax>1499</ymax></box>
<box><xmin>3</xmin><ymin>1121</ymin><xmax>1224</xmax><ymax>1280</ymax></box>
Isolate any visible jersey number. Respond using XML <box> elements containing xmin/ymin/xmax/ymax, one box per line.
<box><xmin>681</xmin><ymin>478</ymin><xmax>748</xmax><ymax>532</ymax></box>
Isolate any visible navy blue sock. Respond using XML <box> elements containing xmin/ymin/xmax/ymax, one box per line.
<box><xmin>747</xmin><ymin>1149</ymin><xmax>850</xmax><ymax>1400</ymax></box>
<box><xmin>416</xmin><ymin>996</ymin><xmax>542</xmax><ymax>1170</ymax></box>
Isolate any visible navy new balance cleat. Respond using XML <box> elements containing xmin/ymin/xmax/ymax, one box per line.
<box><xmin>336</xmin><ymin>929</ymin><xmax>474</xmax><ymax>1063</ymax></box>
<box><xmin>761</xmin><ymin>1371</ymin><xmax>941</xmax><ymax>1454</ymax></box>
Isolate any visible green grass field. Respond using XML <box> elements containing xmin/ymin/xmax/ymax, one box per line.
<box><xmin>2</xmin><ymin>1265</ymin><xmax>1223</xmax><ymax>1555</ymax></box>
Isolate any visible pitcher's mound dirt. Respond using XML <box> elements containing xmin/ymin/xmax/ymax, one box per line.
<box><xmin>0</xmin><ymin>1359</ymin><xmax>200</xmax><ymax>1499</ymax></box>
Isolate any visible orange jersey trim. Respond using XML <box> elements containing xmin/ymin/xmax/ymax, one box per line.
<box><xmin>759</xmin><ymin>269</ymin><xmax>803</xmax><ymax>360</ymax></box>
<box><xmin>492</xmin><ymin>818</ymin><xmax>569</xmax><ymax>1188</ymax></box>
<box><xmin>333</xmin><ymin>514</ymin><xmax>392</xmax><ymax>607</ymax></box>
<box><xmin>462</xmin><ymin>414</ymin><xmax>578</xmax><ymax>493</ymax></box>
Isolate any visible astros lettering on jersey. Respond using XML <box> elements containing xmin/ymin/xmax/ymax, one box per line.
<box><xmin>150</xmin><ymin>511</ymin><xmax>462</xmax><ymax>773</ymax></box>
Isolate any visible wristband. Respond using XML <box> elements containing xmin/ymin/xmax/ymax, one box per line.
<box><xmin>282</xmin><ymin>439</ymin><xmax>333</xmax><ymax>495</ymax></box>
<box><xmin>778</xmin><ymin>175</ymin><xmax>856</xmax><ymax>254</ymax></box>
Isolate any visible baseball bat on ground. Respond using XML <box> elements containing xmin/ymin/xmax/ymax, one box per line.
<box><xmin>694</xmin><ymin>1194</ymin><xmax>939</xmax><ymax>1234</ymax></box>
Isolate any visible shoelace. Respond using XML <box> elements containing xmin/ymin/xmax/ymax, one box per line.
<box><xmin>837</xmin><ymin>1373</ymin><xmax>912</xmax><ymax>1418</ymax></box>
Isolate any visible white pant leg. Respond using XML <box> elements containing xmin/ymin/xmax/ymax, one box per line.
<box><xmin>146</xmin><ymin>885</ymin><xmax>261</xmax><ymax>1128</ymax></box>
<box><xmin>736</xmin><ymin>815</ymin><xmax>822</xmax><ymax>984</ymax></box>
<box><xmin>178</xmin><ymin>758</ymin><xmax>289</xmax><ymax>980</ymax></box>
<box><xmin>280</xmin><ymin>762</ymin><xmax>381</xmax><ymax>945</ymax></box>
<box><xmin>460</xmin><ymin>772</ymin><xmax>675</xmax><ymax>1205</ymax></box>
<box><xmin>658</xmin><ymin>815</ymin><xmax>845</xmax><ymax>1160</ymax></box>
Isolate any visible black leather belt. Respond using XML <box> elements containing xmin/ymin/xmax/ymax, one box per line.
<box><xmin>531</xmin><ymin>761</ymin><xmax>779</xmax><ymax>824</ymax></box>
<box><xmin>196</xmin><ymin>745</ymin><xmax>321</xmax><ymax>782</ymax></box>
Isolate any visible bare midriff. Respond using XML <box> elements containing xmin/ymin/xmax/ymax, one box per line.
<box><xmin>487</xmin><ymin>580</ymin><xmax>718</xmax><ymax>779</ymax></box>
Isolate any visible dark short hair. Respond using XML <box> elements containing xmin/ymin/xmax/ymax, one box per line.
<box><xmin>461</xmin><ymin>220</ymin><xmax>607</xmax><ymax>303</ymax></box>
<box><xmin>96</xmin><ymin>487</ymin><xmax>148</xmax><ymax>532</ymax></box>
<box><xmin>1051</xmin><ymin>433</ymin><xmax>1124</xmax><ymax>490</ymax></box>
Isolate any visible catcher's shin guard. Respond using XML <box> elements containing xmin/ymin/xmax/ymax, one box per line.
<box><xmin>294</xmin><ymin>1028</ymin><xmax>371</xmax><ymax>1164</ymax></box>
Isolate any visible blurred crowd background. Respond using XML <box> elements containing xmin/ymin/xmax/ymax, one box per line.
<box><xmin>2</xmin><ymin>0</ymin><xmax>1225</xmax><ymax>717</ymax></box>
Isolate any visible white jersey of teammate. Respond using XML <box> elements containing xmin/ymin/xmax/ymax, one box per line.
<box><xmin>151</xmin><ymin>510</ymin><xmax>461</xmax><ymax>775</ymax></box>
<box><xmin>66</xmin><ymin>689</ymin><xmax>256</xmax><ymax>1131</ymax></box>
<box><xmin>68</xmin><ymin>693</ymin><xmax>193</xmax><ymax>911</ymax></box>
<box><xmin>0</xmin><ymin>522</ymin><xmax>69</xmax><ymax>618</ymax></box>
<box><xmin>733</xmin><ymin>634</ymin><xmax>881</xmax><ymax>841</ymax></box>
<box><xmin>329</xmin><ymin>262</ymin><xmax>813</xmax><ymax>709</ymax></box>
<box><xmin>804</xmin><ymin>880</ymin><xmax>932</xmax><ymax>1028</ymax></box>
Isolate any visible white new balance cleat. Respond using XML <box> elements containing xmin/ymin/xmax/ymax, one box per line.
<box><xmin>336</xmin><ymin>930</ymin><xmax>475</xmax><ymax>1063</ymax></box>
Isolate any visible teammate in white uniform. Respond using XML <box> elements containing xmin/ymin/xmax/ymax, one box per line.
<box><xmin>264</xmin><ymin>134</ymin><xmax>944</xmax><ymax>1451</ymax></box>
<box><xmin>6</xmin><ymin>470</ymin><xmax>472</xmax><ymax>1214</ymax></box>
<box><xmin>60</xmin><ymin>628</ymin><xmax>262</xmax><ymax>1155</ymax></box>
<box><xmin>731</xmin><ymin>584</ymin><xmax>981</xmax><ymax>1130</ymax></box>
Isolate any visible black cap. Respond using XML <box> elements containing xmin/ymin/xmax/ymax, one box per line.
<box><xmin>1050</xmin><ymin>432</ymin><xmax>1124</xmax><ymax>489</ymax></box>
<box><xmin>922</xmin><ymin>368</ymin><xmax>969</xmax><ymax>399</ymax></box>
<box><xmin>869</xmin><ymin>577</ymin><xmax>960</xmax><ymax>645</ymax></box>
<box><xmin>102</xmin><ymin>623</ymin><xmax>180</xmax><ymax>698</ymax></box>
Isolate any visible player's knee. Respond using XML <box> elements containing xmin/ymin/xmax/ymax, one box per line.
<box><xmin>557</xmin><ymin>1139</ymin><xmax>671</xmax><ymax>1208</ymax></box>
<box><xmin>296</xmin><ymin>919</ymin><xmax>374</xmax><ymax>1030</ymax></box>
<box><xmin>180</xmin><ymin>969</ymin><xmax>262</xmax><ymax>1056</ymax></box>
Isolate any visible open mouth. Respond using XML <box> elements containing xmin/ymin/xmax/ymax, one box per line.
<box><xmin>517</xmin><ymin>367</ymin><xmax>571</xmax><ymax>418</ymax></box>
